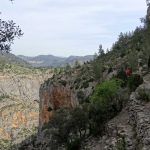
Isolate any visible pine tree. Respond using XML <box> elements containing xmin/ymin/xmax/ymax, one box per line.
<box><xmin>98</xmin><ymin>44</ymin><xmax>105</xmax><ymax>56</ymax></box>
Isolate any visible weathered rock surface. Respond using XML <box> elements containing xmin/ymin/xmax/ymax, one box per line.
<box><xmin>0</xmin><ymin>97</ymin><xmax>38</xmax><ymax>143</ymax></box>
<box><xmin>39</xmin><ymin>65</ymin><xmax>96</xmax><ymax>129</ymax></box>
<box><xmin>82</xmin><ymin>109</ymin><xmax>136</xmax><ymax>150</ymax></box>
<box><xmin>0</xmin><ymin>73</ymin><xmax>50</xmax><ymax>101</ymax></box>
<box><xmin>82</xmin><ymin>73</ymin><xmax>150</xmax><ymax>150</ymax></box>
<box><xmin>128</xmin><ymin>74</ymin><xmax>150</xmax><ymax>150</ymax></box>
<box><xmin>17</xmin><ymin>72</ymin><xmax>150</xmax><ymax>150</ymax></box>
<box><xmin>39</xmin><ymin>84</ymin><xmax>78</xmax><ymax>128</ymax></box>
<box><xmin>0</xmin><ymin>72</ymin><xmax>52</xmax><ymax>149</ymax></box>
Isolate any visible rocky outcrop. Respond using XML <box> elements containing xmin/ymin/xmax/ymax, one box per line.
<box><xmin>0</xmin><ymin>71</ymin><xmax>53</xmax><ymax>148</ymax></box>
<box><xmin>39</xmin><ymin>83</ymin><xmax>78</xmax><ymax>128</ymax></box>
<box><xmin>12</xmin><ymin>64</ymin><xmax>95</xmax><ymax>149</ymax></box>
<box><xmin>39</xmin><ymin>64</ymin><xmax>96</xmax><ymax>129</ymax></box>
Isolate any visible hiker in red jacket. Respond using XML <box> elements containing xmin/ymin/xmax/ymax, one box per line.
<box><xmin>124</xmin><ymin>67</ymin><xmax>132</xmax><ymax>77</ymax></box>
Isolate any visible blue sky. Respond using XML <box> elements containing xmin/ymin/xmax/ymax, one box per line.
<box><xmin>0</xmin><ymin>0</ymin><xmax>147</xmax><ymax>56</ymax></box>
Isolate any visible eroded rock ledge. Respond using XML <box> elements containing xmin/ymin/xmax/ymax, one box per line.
<box><xmin>39</xmin><ymin>83</ymin><xmax>78</xmax><ymax>129</ymax></box>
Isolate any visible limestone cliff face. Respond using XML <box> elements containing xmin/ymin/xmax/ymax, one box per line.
<box><xmin>0</xmin><ymin>72</ymin><xmax>52</xmax><ymax>146</ymax></box>
<box><xmin>39</xmin><ymin>65</ymin><xmax>96</xmax><ymax>129</ymax></box>
<box><xmin>0</xmin><ymin>99</ymin><xmax>39</xmax><ymax>143</ymax></box>
<box><xmin>0</xmin><ymin>73</ymin><xmax>50</xmax><ymax>101</ymax></box>
<box><xmin>39</xmin><ymin>83</ymin><xmax>78</xmax><ymax>129</ymax></box>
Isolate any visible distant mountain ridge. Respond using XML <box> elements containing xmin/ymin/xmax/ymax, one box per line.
<box><xmin>0</xmin><ymin>53</ymin><xmax>31</xmax><ymax>67</ymax></box>
<box><xmin>18</xmin><ymin>54</ymin><xmax>94</xmax><ymax>67</ymax></box>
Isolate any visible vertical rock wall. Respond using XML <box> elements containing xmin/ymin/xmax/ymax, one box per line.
<box><xmin>39</xmin><ymin>83</ymin><xmax>78</xmax><ymax>129</ymax></box>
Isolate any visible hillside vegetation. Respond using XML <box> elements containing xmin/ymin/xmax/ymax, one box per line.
<box><xmin>0</xmin><ymin>53</ymin><xmax>56</xmax><ymax>75</ymax></box>
<box><xmin>14</xmin><ymin>5</ymin><xmax>150</xmax><ymax>150</ymax></box>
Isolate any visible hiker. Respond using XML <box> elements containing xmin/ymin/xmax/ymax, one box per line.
<box><xmin>124</xmin><ymin>67</ymin><xmax>132</xmax><ymax>77</ymax></box>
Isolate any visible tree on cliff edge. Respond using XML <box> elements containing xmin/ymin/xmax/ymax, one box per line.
<box><xmin>98</xmin><ymin>44</ymin><xmax>105</xmax><ymax>56</ymax></box>
<box><xmin>0</xmin><ymin>0</ymin><xmax>23</xmax><ymax>53</ymax></box>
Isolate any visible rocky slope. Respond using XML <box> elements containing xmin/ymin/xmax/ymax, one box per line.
<box><xmin>15</xmin><ymin>65</ymin><xmax>150</xmax><ymax>150</ymax></box>
<box><xmin>0</xmin><ymin>68</ymin><xmax>53</xmax><ymax>149</ymax></box>
<box><xmin>4</xmin><ymin>3</ymin><xmax>150</xmax><ymax>150</ymax></box>
<box><xmin>82</xmin><ymin>73</ymin><xmax>150</xmax><ymax>150</ymax></box>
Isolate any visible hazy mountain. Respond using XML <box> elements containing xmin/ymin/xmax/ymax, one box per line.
<box><xmin>0</xmin><ymin>53</ymin><xmax>31</xmax><ymax>67</ymax></box>
<box><xmin>18</xmin><ymin>55</ymin><xmax>94</xmax><ymax>67</ymax></box>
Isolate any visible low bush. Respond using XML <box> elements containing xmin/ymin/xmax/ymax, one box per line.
<box><xmin>67</xmin><ymin>138</ymin><xmax>81</xmax><ymax>150</ymax></box>
<box><xmin>89</xmin><ymin>79</ymin><xmax>124</xmax><ymax>135</ymax></box>
<box><xmin>108</xmin><ymin>67</ymin><xmax>113</xmax><ymax>74</ymax></box>
<box><xmin>91</xmin><ymin>79</ymin><xmax>123</xmax><ymax>102</ymax></box>
<box><xmin>138</xmin><ymin>88</ymin><xmax>150</xmax><ymax>102</ymax></box>
<box><xmin>81</xmin><ymin>81</ymin><xmax>89</xmax><ymax>89</ymax></box>
<box><xmin>120</xmin><ymin>52</ymin><xmax>126</xmax><ymax>58</ymax></box>
<box><xmin>77</xmin><ymin>91</ymin><xmax>85</xmax><ymax>104</ymax></box>
<box><xmin>116</xmin><ymin>68</ymin><xmax>128</xmax><ymax>87</ymax></box>
<box><xmin>88</xmin><ymin>77</ymin><xmax>94</xmax><ymax>82</ymax></box>
<box><xmin>82</xmin><ymin>76</ymin><xmax>87</xmax><ymax>80</ymax></box>
<box><xmin>116</xmin><ymin>136</ymin><xmax>126</xmax><ymax>150</ymax></box>
<box><xmin>75</xmin><ymin>85</ymin><xmax>79</xmax><ymax>89</ymax></box>
<box><xmin>74</xmin><ymin>78</ymin><xmax>81</xmax><ymax>84</ymax></box>
<box><xmin>59</xmin><ymin>80</ymin><xmax>67</xmax><ymax>87</ymax></box>
<box><xmin>88</xmin><ymin>102</ymin><xmax>108</xmax><ymax>135</ymax></box>
<box><xmin>44</xmin><ymin>108</ymin><xmax>88</xmax><ymax>149</ymax></box>
<box><xmin>127</xmin><ymin>74</ymin><xmax>143</xmax><ymax>91</ymax></box>
<box><xmin>0</xmin><ymin>94</ymin><xmax>10</xmax><ymax>101</ymax></box>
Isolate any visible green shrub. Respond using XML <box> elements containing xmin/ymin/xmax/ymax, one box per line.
<box><xmin>116</xmin><ymin>68</ymin><xmax>127</xmax><ymax>86</ymax></box>
<box><xmin>75</xmin><ymin>85</ymin><xmax>79</xmax><ymax>89</ymax></box>
<box><xmin>120</xmin><ymin>52</ymin><xmax>126</xmax><ymax>58</ymax></box>
<box><xmin>127</xmin><ymin>74</ymin><xmax>143</xmax><ymax>91</ymax></box>
<box><xmin>59</xmin><ymin>80</ymin><xmax>67</xmax><ymax>87</ymax></box>
<box><xmin>0</xmin><ymin>139</ymin><xmax>11</xmax><ymax>150</ymax></box>
<box><xmin>0</xmin><ymin>94</ymin><xmax>9</xmax><ymax>101</ymax></box>
<box><xmin>138</xmin><ymin>89</ymin><xmax>150</xmax><ymax>102</ymax></box>
<box><xmin>91</xmin><ymin>59</ymin><xmax>104</xmax><ymax>80</ymax></box>
<box><xmin>70</xmin><ymin>107</ymin><xmax>88</xmax><ymax>138</ymax></box>
<box><xmin>108</xmin><ymin>67</ymin><xmax>113</xmax><ymax>74</ymax></box>
<box><xmin>116</xmin><ymin>136</ymin><xmax>126</xmax><ymax>150</ymax></box>
<box><xmin>91</xmin><ymin>79</ymin><xmax>123</xmax><ymax>102</ymax></box>
<box><xmin>44</xmin><ymin>109</ymin><xmax>71</xmax><ymax>144</ymax></box>
<box><xmin>70</xmin><ymin>86</ymin><xmax>73</xmax><ymax>89</ymax></box>
<box><xmin>88</xmin><ymin>102</ymin><xmax>108</xmax><ymax>135</ymax></box>
<box><xmin>89</xmin><ymin>79</ymin><xmax>124</xmax><ymax>135</ymax></box>
<box><xmin>81</xmin><ymin>81</ymin><xmax>89</xmax><ymax>89</ymax></box>
<box><xmin>74</xmin><ymin>78</ymin><xmax>81</xmax><ymax>84</ymax></box>
<box><xmin>44</xmin><ymin>108</ymin><xmax>88</xmax><ymax>148</ymax></box>
<box><xmin>82</xmin><ymin>76</ymin><xmax>87</xmax><ymax>80</ymax></box>
<box><xmin>67</xmin><ymin>138</ymin><xmax>81</xmax><ymax>150</ymax></box>
<box><xmin>88</xmin><ymin>77</ymin><xmax>94</xmax><ymax>82</ymax></box>
<box><xmin>77</xmin><ymin>91</ymin><xmax>85</xmax><ymax>103</ymax></box>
